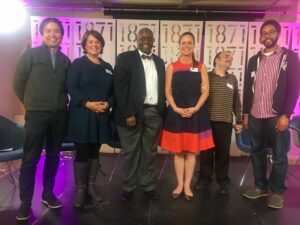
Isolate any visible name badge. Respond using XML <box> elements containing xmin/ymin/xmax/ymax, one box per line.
<box><xmin>251</xmin><ymin>71</ymin><xmax>256</xmax><ymax>78</ymax></box>
<box><xmin>105</xmin><ymin>69</ymin><xmax>113</xmax><ymax>75</ymax></box>
<box><xmin>190</xmin><ymin>67</ymin><xmax>198</xmax><ymax>72</ymax></box>
<box><xmin>227</xmin><ymin>83</ymin><xmax>233</xmax><ymax>89</ymax></box>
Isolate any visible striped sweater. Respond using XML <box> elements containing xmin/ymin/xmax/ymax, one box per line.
<box><xmin>207</xmin><ymin>71</ymin><xmax>242</xmax><ymax>124</ymax></box>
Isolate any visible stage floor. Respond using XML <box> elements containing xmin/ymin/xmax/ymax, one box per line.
<box><xmin>0</xmin><ymin>153</ymin><xmax>300</xmax><ymax>225</ymax></box>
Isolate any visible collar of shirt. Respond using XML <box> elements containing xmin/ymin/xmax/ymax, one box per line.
<box><xmin>138</xmin><ymin>49</ymin><xmax>153</xmax><ymax>60</ymax></box>
<box><xmin>42</xmin><ymin>43</ymin><xmax>61</xmax><ymax>54</ymax></box>
<box><xmin>211</xmin><ymin>70</ymin><xmax>229</xmax><ymax>78</ymax></box>
<box><xmin>262</xmin><ymin>45</ymin><xmax>282</xmax><ymax>56</ymax></box>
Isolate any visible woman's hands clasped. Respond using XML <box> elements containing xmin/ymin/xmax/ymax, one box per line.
<box><xmin>85</xmin><ymin>101</ymin><xmax>109</xmax><ymax>113</ymax></box>
<box><xmin>174</xmin><ymin>107</ymin><xmax>197</xmax><ymax>118</ymax></box>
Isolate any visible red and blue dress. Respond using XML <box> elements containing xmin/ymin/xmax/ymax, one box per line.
<box><xmin>160</xmin><ymin>60</ymin><xmax>214</xmax><ymax>153</ymax></box>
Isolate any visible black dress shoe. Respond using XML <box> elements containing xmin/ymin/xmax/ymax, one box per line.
<box><xmin>144</xmin><ymin>190</ymin><xmax>159</xmax><ymax>200</ymax></box>
<box><xmin>120</xmin><ymin>190</ymin><xmax>132</xmax><ymax>201</ymax></box>
<box><xmin>194</xmin><ymin>182</ymin><xmax>209</xmax><ymax>191</ymax></box>
<box><xmin>218</xmin><ymin>185</ymin><xmax>229</xmax><ymax>195</ymax></box>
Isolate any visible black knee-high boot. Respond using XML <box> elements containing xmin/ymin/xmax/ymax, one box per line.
<box><xmin>73</xmin><ymin>162</ymin><xmax>88</xmax><ymax>207</ymax></box>
<box><xmin>86</xmin><ymin>159</ymin><xmax>102</xmax><ymax>202</ymax></box>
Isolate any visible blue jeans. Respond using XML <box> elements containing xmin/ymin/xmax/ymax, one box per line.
<box><xmin>249</xmin><ymin>115</ymin><xmax>290</xmax><ymax>195</ymax></box>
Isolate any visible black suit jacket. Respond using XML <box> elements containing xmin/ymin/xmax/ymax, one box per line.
<box><xmin>113</xmin><ymin>49</ymin><xmax>166</xmax><ymax>127</ymax></box>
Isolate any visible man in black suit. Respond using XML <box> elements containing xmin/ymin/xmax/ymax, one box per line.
<box><xmin>113</xmin><ymin>27</ymin><xmax>166</xmax><ymax>200</ymax></box>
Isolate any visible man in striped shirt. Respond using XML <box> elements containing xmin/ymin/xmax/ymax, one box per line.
<box><xmin>242</xmin><ymin>20</ymin><xmax>300</xmax><ymax>209</ymax></box>
<box><xmin>195</xmin><ymin>51</ymin><xmax>242</xmax><ymax>195</ymax></box>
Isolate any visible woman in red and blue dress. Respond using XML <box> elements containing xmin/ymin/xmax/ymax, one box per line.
<box><xmin>160</xmin><ymin>32</ymin><xmax>214</xmax><ymax>200</ymax></box>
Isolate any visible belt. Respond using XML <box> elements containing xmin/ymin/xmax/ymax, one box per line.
<box><xmin>143</xmin><ymin>104</ymin><xmax>157</xmax><ymax>108</ymax></box>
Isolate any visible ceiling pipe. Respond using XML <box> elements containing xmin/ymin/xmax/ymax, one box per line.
<box><xmin>103</xmin><ymin>7</ymin><xmax>300</xmax><ymax>15</ymax></box>
<box><xmin>25</xmin><ymin>5</ymin><xmax>300</xmax><ymax>16</ymax></box>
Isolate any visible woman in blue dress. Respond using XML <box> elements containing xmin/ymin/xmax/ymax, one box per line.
<box><xmin>160</xmin><ymin>32</ymin><xmax>214</xmax><ymax>200</ymax></box>
<box><xmin>67</xmin><ymin>30</ymin><xmax>113</xmax><ymax>208</ymax></box>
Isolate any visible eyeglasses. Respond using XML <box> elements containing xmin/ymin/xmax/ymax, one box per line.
<box><xmin>261</xmin><ymin>30</ymin><xmax>277</xmax><ymax>37</ymax></box>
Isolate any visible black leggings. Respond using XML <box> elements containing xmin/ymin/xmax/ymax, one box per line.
<box><xmin>74</xmin><ymin>143</ymin><xmax>101</xmax><ymax>162</ymax></box>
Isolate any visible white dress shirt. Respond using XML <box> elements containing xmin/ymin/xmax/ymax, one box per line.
<box><xmin>138</xmin><ymin>50</ymin><xmax>158</xmax><ymax>105</ymax></box>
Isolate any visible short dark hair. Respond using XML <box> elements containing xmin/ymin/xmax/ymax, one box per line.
<box><xmin>81</xmin><ymin>30</ymin><xmax>105</xmax><ymax>54</ymax></box>
<box><xmin>260</xmin><ymin>19</ymin><xmax>281</xmax><ymax>34</ymax></box>
<box><xmin>39</xmin><ymin>17</ymin><xmax>64</xmax><ymax>36</ymax></box>
<box><xmin>213</xmin><ymin>52</ymin><xmax>223</xmax><ymax>67</ymax></box>
<box><xmin>138</xmin><ymin>27</ymin><xmax>153</xmax><ymax>37</ymax></box>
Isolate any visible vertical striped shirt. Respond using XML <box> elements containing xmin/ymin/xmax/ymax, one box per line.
<box><xmin>207</xmin><ymin>71</ymin><xmax>242</xmax><ymax>124</ymax></box>
<box><xmin>251</xmin><ymin>47</ymin><xmax>283</xmax><ymax>118</ymax></box>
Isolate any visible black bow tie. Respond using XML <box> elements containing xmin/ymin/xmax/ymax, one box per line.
<box><xmin>141</xmin><ymin>54</ymin><xmax>152</xmax><ymax>60</ymax></box>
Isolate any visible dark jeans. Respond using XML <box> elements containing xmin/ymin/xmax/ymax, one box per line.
<box><xmin>19</xmin><ymin>111</ymin><xmax>68</xmax><ymax>204</ymax></box>
<box><xmin>199</xmin><ymin>121</ymin><xmax>232</xmax><ymax>186</ymax></box>
<box><xmin>249</xmin><ymin>115</ymin><xmax>290</xmax><ymax>195</ymax></box>
<box><xmin>74</xmin><ymin>143</ymin><xmax>101</xmax><ymax>162</ymax></box>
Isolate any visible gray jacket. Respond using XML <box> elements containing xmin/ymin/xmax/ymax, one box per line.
<box><xmin>13</xmin><ymin>45</ymin><xmax>71</xmax><ymax>112</ymax></box>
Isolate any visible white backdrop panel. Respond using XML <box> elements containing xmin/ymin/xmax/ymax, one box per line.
<box><xmin>292</xmin><ymin>23</ymin><xmax>300</xmax><ymax>58</ymax></box>
<box><xmin>72</xmin><ymin>18</ymin><xmax>116</xmax><ymax>66</ymax></box>
<box><xmin>291</xmin><ymin>23</ymin><xmax>300</xmax><ymax>115</ymax></box>
<box><xmin>160</xmin><ymin>21</ymin><xmax>203</xmax><ymax>66</ymax></box>
<box><xmin>116</xmin><ymin>19</ymin><xmax>159</xmax><ymax>56</ymax></box>
<box><xmin>204</xmin><ymin>21</ymin><xmax>248</xmax><ymax>95</ymax></box>
<box><xmin>31</xmin><ymin>16</ymin><xmax>73</xmax><ymax>59</ymax></box>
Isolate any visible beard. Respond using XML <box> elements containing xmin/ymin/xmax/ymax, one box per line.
<box><xmin>261</xmin><ymin>36</ymin><xmax>279</xmax><ymax>49</ymax></box>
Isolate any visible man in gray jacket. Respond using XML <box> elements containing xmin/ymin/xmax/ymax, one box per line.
<box><xmin>13</xmin><ymin>17</ymin><xmax>71</xmax><ymax>221</ymax></box>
